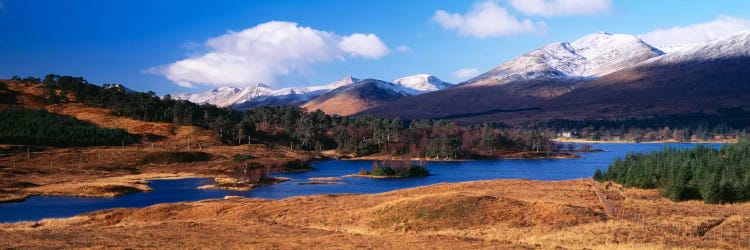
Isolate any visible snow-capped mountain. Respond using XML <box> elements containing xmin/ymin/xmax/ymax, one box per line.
<box><xmin>645</xmin><ymin>29</ymin><xmax>750</xmax><ymax>65</ymax></box>
<box><xmin>171</xmin><ymin>84</ymin><xmax>275</xmax><ymax>107</ymax></box>
<box><xmin>303</xmin><ymin>79</ymin><xmax>413</xmax><ymax>115</ymax></box>
<box><xmin>172</xmin><ymin>76</ymin><xmax>358</xmax><ymax>108</ymax></box>
<box><xmin>464</xmin><ymin>32</ymin><xmax>664</xmax><ymax>86</ymax></box>
<box><xmin>171</xmin><ymin>74</ymin><xmax>450</xmax><ymax>109</ymax></box>
<box><xmin>326</xmin><ymin>78</ymin><xmax>413</xmax><ymax>95</ymax></box>
<box><xmin>392</xmin><ymin>74</ymin><xmax>453</xmax><ymax>94</ymax></box>
<box><xmin>653</xmin><ymin>43</ymin><xmax>702</xmax><ymax>54</ymax></box>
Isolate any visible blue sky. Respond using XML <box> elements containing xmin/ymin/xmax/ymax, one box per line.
<box><xmin>1</xmin><ymin>0</ymin><xmax>750</xmax><ymax>95</ymax></box>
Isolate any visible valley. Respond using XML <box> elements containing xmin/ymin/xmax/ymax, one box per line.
<box><xmin>3</xmin><ymin>4</ymin><xmax>750</xmax><ymax>248</ymax></box>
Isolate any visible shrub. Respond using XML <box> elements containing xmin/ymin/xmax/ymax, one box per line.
<box><xmin>370</xmin><ymin>160</ymin><xmax>429</xmax><ymax>178</ymax></box>
<box><xmin>281</xmin><ymin>160</ymin><xmax>311</xmax><ymax>171</ymax></box>
<box><xmin>232</xmin><ymin>154</ymin><xmax>256</xmax><ymax>162</ymax></box>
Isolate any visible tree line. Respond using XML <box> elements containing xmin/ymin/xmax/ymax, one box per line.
<box><xmin>594</xmin><ymin>140</ymin><xmax>750</xmax><ymax>204</ymax></box>
<box><xmin>19</xmin><ymin>74</ymin><xmax>555</xmax><ymax>158</ymax></box>
<box><xmin>238</xmin><ymin>106</ymin><xmax>554</xmax><ymax>159</ymax></box>
<box><xmin>0</xmin><ymin>108</ymin><xmax>137</xmax><ymax>147</ymax></box>
<box><xmin>39</xmin><ymin>74</ymin><xmax>237</xmax><ymax>129</ymax></box>
<box><xmin>540</xmin><ymin>112</ymin><xmax>750</xmax><ymax>142</ymax></box>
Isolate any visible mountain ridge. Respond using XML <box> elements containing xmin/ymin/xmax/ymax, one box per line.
<box><xmin>171</xmin><ymin>74</ymin><xmax>451</xmax><ymax>110</ymax></box>
<box><xmin>362</xmin><ymin>30</ymin><xmax>750</xmax><ymax>124</ymax></box>
<box><xmin>463</xmin><ymin>32</ymin><xmax>663</xmax><ymax>86</ymax></box>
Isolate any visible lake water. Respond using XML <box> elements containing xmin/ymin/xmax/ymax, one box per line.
<box><xmin>0</xmin><ymin>143</ymin><xmax>723</xmax><ymax>222</ymax></box>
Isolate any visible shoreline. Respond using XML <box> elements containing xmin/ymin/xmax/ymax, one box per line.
<box><xmin>1</xmin><ymin>173</ymin><xmax>209</xmax><ymax>204</ymax></box>
<box><xmin>325</xmin><ymin>151</ymin><xmax>581</xmax><ymax>161</ymax></box>
<box><xmin>552</xmin><ymin>138</ymin><xmax>737</xmax><ymax>144</ymax></box>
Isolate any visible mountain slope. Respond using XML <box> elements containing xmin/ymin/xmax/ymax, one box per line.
<box><xmin>362</xmin><ymin>78</ymin><xmax>578</xmax><ymax>120</ymax></box>
<box><xmin>302</xmin><ymin>79</ymin><xmax>412</xmax><ymax>115</ymax></box>
<box><xmin>392</xmin><ymin>74</ymin><xmax>453</xmax><ymax>94</ymax></box>
<box><xmin>363</xmin><ymin>32</ymin><xmax>663</xmax><ymax>120</ymax></box>
<box><xmin>365</xmin><ymin>30</ymin><xmax>750</xmax><ymax>124</ymax></box>
<box><xmin>464</xmin><ymin>32</ymin><xmax>663</xmax><ymax>86</ymax></box>
<box><xmin>541</xmin><ymin>30</ymin><xmax>750</xmax><ymax>120</ymax></box>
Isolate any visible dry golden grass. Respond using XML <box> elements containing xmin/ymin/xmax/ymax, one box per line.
<box><xmin>303</xmin><ymin>92</ymin><xmax>385</xmax><ymax>116</ymax></box>
<box><xmin>25</xmin><ymin>173</ymin><xmax>201</xmax><ymax>197</ymax></box>
<box><xmin>44</xmin><ymin>103</ymin><xmax>222</xmax><ymax>146</ymax></box>
<box><xmin>1</xmin><ymin>179</ymin><xmax>747</xmax><ymax>249</ymax></box>
<box><xmin>0</xmin><ymin>144</ymin><xmax>313</xmax><ymax>201</ymax></box>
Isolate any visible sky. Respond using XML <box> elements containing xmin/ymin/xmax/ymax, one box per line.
<box><xmin>1</xmin><ymin>0</ymin><xmax>750</xmax><ymax>95</ymax></box>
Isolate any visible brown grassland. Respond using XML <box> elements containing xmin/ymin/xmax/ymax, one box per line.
<box><xmin>1</xmin><ymin>179</ymin><xmax>749</xmax><ymax>249</ymax></box>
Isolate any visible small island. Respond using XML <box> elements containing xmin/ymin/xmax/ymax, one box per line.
<box><xmin>349</xmin><ymin>160</ymin><xmax>430</xmax><ymax>178</ymax></box>
<box><xmin>198</xmin><ymin>159</ymin><xmax>295</xmax><ymax>191</ymax></box>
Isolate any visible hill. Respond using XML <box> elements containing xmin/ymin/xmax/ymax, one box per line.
<box><xmin>302</xmin><ymin>79</ymin><xmax>412</xmax><ymax>115</ymax></box>
<box><xmin>0</xmin><ymin>80</ymin><xmax>221</xmax><ymax>146</ymax></box>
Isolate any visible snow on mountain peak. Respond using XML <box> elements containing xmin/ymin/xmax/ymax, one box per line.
<box><xmin>254</xmin><ymin>83</ymin><xmax>271</xmax><ymax>89</ymax></box>
<box><xmin>392</xmin><ymin>74</ymin><xmax>453</xmax><ymax>93</ymax></box>
<box><xmin>646</xmin><ymin>28</ymin><xmax>750</xmax><ymax>65</ymax></box>
<box><xmin>465</xmin><ymin>32</ymin><xmax>664</xmax><ymax>85</ymax></box>
<box><xmin>325</xmin><ymin>76</ymin><xmax>359</xmax><ymax>88</ymax></box>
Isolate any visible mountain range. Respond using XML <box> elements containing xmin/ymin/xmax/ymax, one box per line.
<box><xmin>363</xmin><ymin>30</ymin><xmax>750</xmax><ymax>124</ymax></box>
<box><xmin>172</xmin><ymin>74</ymin><xmax>454</xmax><ymax>113</ymax></box>
<box><xmin>173</xmin><ymin>30</ymin><xmax>750</xmax><ymax>123</ymax></box>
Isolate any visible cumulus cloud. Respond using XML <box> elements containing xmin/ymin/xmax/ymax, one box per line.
<box><xmin>508</xmin><ymin>0</ymin><xmax>612</xmax><ymax>17</ymax></box>
<box><xmin>638</xmin><ymin>15</ymin><xmax>750</xmax><ymax>52</ymax></box>
<box><xmin>453</xmin><ymin>68</ymin><xmax>480</xmax><ymax>81</ymax></box>
<box><xmin>396</xmin><ymin>45</ymin><xmax>411</xmax><ymax>53</ymax></box>
<box><xmin>340</xmin><ymin>33</ymin><xmax>390</xmax><ymax>58</ymax></box>
<box><xmin>432</xmin><ymin>1</ymin><xmax>546</xmax><ymax>39</ymax></box>
<box><xmin>151</xmin><ymin>21</ymin><xmax>390</xmax><ymax>88</ymax></box>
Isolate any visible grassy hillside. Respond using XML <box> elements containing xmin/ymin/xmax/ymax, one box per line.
<box><xmin>1</xmin><ymin>179</ymin><xmax>748</xmax><ymax>249</ymax></box>
<box><xmin>0</xmin><ymin>108</ymin><xmax>137</xmax><ymax>147</ymax></box>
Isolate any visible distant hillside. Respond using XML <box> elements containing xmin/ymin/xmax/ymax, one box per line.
<box><xmin>173</xmin><ymin>76</ymin><xmax>359</xmax><ymax>110</ymax></box>
<box><xmin>364</xmin><ymin>30</ymin><xmax>750</xmax><ymax>126</ymax></box>
<box><xmin>548</xmin><ymin>30</ymin><xmax>750</xmax><ymax>116</ymax></box>
<box><xmin>463</xmin><ymin>32</ymin><xmax>663</xmax><ymax>86</ymax></box>
<box><xmin>392</xmin><ymin>74</ymin><xmax>453</xmax><ymax>94</ymax></box>
<box><xmin>302</xmin><ymin>79</ymin><xmax>412</xmax><ymax>115</ymax></box>
<box><xmin>173</xmin><ymin>74</ymin><xmax>452</xmax><ymax>110</ymax></box>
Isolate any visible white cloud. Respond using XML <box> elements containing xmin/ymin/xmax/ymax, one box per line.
<box><xmin>638</xmin><ymin>15</ymin><xmax>750</xmax><ymax>52</ymax></box>
<box><xmin>151</xmin><ymin>21</ymin><xmax>390</xmax><ymax>88</ymax></box>
<box><xmin>432</xmin><ymin>1</ymin><xmax>546</xmax><ymax>39</ymax></box>
<box><xmin>453</xmin><ymin>68</ymin><xmax>480</xmax><ymax>81</ymax></box>
<box><xmin>340</xmin><ymin>33</ymin><xmax>390</xmax><ymax>58</ymax></box>
<box><xmin>396</xmin><ymin>45</ymin><xmax>411</xmax><ymax>53</ymax></box>
<box><xmin>508</xmin><ymin>0</ymin><xmax>612</xmax><ymax>17</ymax></box>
